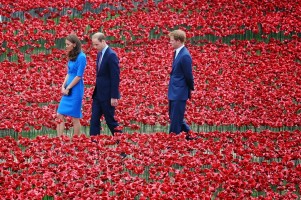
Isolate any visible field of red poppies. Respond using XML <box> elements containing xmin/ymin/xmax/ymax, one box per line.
<box><xmin>1</xmin><ymin>131</ymin><xmax>300</xmax><ymax>199</ymax></box>
<box><xmin>0</xmin><ymin>0</ymin><xmax>301</xmax><ymax>199</ymax></box>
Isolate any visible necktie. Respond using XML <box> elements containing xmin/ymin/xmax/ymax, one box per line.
<box><xmin>97</xmin><ymin>52</ymin><xmax>103</xmax><ymax>72</ymax></box>
<box><xmin>173</xmin><ymin>51</ymin><xmax>176</xmax><ymax>63</ymax></box>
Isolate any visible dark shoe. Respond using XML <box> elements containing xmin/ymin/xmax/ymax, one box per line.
<box><xmin>120</xmin><ymin>152</ymin><xmax>127</xmax><ymax>159</ymax></box>
<box><xmin>185</xmin><ymin>135</ymin><xmax>195</xmax><ymax>141</ymax></box>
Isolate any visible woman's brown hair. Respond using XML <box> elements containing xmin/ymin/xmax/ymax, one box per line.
<box><xmin>66</xmin><ymin>34</ymin><xmax>82</xmax><ymax>61</ymax></box>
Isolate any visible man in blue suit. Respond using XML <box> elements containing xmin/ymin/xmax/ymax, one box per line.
<box><xmin>168</xmin><ymin>29</ymin><xmax>194</xmax><ymax>135</ymax></box>
<box><xmin>90</xmin><ymin>32</ymin><xmax>121</xmax><ymax>136</ymax></box>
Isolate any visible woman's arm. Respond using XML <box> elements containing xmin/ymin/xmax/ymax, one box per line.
<box><xmin>61</xmin><ymin>74</ymin><xmax>81</xmax><ymax>95</ymax></box>
<box><xmin>61</xmin><ymin>74</ymin><xmax>69</xmax><ymax>92</ymax></box>
<box><xmin>66</xmin><ymin>76</ymin><xmax>82</xmax><ymax>90</ymax></box>
<box><xmin>63</xmin><ymin>76</ymin><xmax>81</xmax><ymax>95</ymax></box>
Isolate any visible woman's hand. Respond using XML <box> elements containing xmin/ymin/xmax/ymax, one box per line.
<box><xmin>63</xmin><ymin>88</ymin><xmax>70</xmax><ymax>95</ymax></box>
<box><xmin>61</xmin><ymin>86</ymin><xmax>65</xmax><ymax>94</ymax></box>
<box><xmin>111</xmin><ymin>98</ymin><xmax>118</xmax><ymax>107</ymax></box>
<box><xmin>61</xmin><ymin>86</ymin><xmax>70</xmax><ymax>95</ymax></box>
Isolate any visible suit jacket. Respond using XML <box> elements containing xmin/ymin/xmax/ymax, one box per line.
<box><xmin>92</xmin><ymin>47</ymin><xmax>121</xmax><ymax>101</ymax></box>
<box><xmin>168</xmin><ymin>47</ymin><xmax>194</xmax><ymax>100</ymax></box>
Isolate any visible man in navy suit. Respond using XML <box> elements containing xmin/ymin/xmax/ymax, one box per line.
<box><xmin>168</xmin><ymin>29</ymin><xmax>194</xmax><ymax>135</ymax></box>
<box><xmin>90</xmin><ymin>32</ymin><xmax>121</xmax><ymax>136</ymax></box>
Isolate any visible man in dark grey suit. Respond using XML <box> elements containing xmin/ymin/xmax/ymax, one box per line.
<box><xmin>90</xmin><ymin>32</ymin><xmax>121</xmax><ymax>136</ymax></box>
<box><xmin>168</xmin><ymin>29</ymin><xmax>194</xmax><ymax>135</ymax></box>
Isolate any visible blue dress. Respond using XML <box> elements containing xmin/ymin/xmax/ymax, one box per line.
<box><xmin>57</xmin><ymin>52</ymin><xmax>86</xmax><ymax>118</ymax></box>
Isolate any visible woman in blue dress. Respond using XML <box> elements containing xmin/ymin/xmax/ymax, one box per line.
<box><xmin>57</xmin><ymin>34</ymin><xmax>87</xmax><ymax>136</ymax></box>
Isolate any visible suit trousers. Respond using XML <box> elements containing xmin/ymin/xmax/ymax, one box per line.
<box><xmin>90</xmin><ymin>98</ymin><xmax>120</xmax><ymax>136</ymax></box>
<box><xmin>169</xmin><ymin>100</ymin><xmax>190</xmax><ymax>134</ymax></box>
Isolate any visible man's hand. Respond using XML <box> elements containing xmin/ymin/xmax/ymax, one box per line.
<box><xmin>111</xmin><ymin>98</ymin><xmax>118</xmax><ymax>107</ymax></box>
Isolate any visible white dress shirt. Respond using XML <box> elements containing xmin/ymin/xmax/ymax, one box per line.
<box><xmin>175</xmin><ymin>45</ymin><xmax>184</xmax><ymax>59</ymax></box>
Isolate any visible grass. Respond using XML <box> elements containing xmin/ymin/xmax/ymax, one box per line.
<box><xmin>1</xmin><ymin>123</ymin><xmax>301</xmax><ymax>140</ymax></box>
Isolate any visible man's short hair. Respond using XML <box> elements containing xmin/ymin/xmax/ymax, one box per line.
<box><xmin>92</xmin><ymin>32</ymin><xmax>106</xmax><ymax>42</ymax></box>
<box><xmin>169</xmin><ymin>29</ymin><xmax>186</xmax><ymax>43</ymax></box>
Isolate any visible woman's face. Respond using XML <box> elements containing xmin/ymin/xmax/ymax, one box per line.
<box><xmin>65</xmin><ymin>39</ymin><xmax>75</xmax><ymax>53</ymax></box>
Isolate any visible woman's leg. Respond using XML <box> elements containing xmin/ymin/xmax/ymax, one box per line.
<box><xmin>56</xmin><ymin>113</ymin><xmax>65</xmax><ymax>136</ymax></box>
<box><xmin>72</xmin><ymin>117</ymin><xmax>81</xmax><ymax>135</ymax></box>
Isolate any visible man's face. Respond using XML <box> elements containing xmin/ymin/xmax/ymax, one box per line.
<box><xmin>92</xmin><ymin>38</ymin><xmax>104</xmax><ymax>51</ymax></box>
<box><xmin>169</xmin><ymin>36</ymin><xmax>181</xmax><ymax>49</ymax></box>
